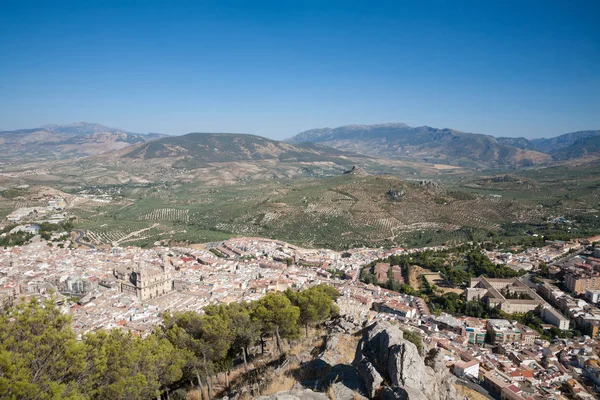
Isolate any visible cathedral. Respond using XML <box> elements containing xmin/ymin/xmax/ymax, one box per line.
<box><xmin>113</xmin><ymin>254</ymin><xmax>174</xmax><ymax>301</ymax></box>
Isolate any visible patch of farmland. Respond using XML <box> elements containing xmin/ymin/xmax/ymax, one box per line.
<box><xmin>11</xmin><ymin>201</ymin><xmax>44</xmax><ymax>209</ymax></box>
<box><xmin>214</xmin><ymin>222</ymin><xmax>260</xmax><ymax>235</ymax></box>
<box><xmin>139</xmin><ymin>208</ymin><xmax>190</xmax><ymax>222</ymax></box>
<box><xmin>85</xmin><ymin>223</ymin><xmax>164</xmax><ymax>246</ymax></box>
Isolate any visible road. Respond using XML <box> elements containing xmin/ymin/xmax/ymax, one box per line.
<box><xmin>73</xmin><ymin>229</ymin><xmax>95</xmax><ymax>249</ymax></box>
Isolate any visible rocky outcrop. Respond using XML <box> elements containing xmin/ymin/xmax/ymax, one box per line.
<box><xmin>316</xmin><ymin>333</ymin><xmax>369</xmax><ymax>400</ymax></box>
<box><xmin>262</xmin><ymin>320</ymin><xmax>457</xmax><ymax>400</ymax></box>
<box><xmin>356</xmin><ymin>358</ymin><xmax>383</xmax><ymax>398</ymax></box>
<box><xmin>343</xmin><ymin>165</ymin><xmax>368</xmax><ymax>176</ymax></box>
<box><xmin>386</xmin><ymin>189</ymin><xmax>405</xmax><ymax>202</ymax></box>
<box><xmin>415</xmin><ymin>180</ymin><xmax>442</xmax><ymax>191</ymax></box>
<box><xmin>355</xmin><ymin>321</ymin><xmax>459</xmax><ymax>400</ymax></box>
<box><xmin>423</xmin><ymin>348</ymin><xmax>459</xmax><ymax>400</ymax></box>
<box><xmin>257</xmin><ymin>388</ymin><xmax>329</xmax><ymax>400</ymax></box>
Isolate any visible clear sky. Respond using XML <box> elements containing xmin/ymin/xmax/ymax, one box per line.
<box><xmin>0</xmin><ymin>0</ymin><xmax>598</xmax><ymax>139</ymax></box>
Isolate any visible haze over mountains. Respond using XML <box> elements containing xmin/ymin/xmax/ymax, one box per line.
<box><xmin>0</xmin><ymin>122</ymin><xmax>166</xmax><ymax>162</ymax></box>
<box><xmin>2</xmin><ymin>121</ymin><xmax>599</xmax><ymax>169</ymax></box>
<box><xmin>288</xmin><ymin>123</ymin><xmax>600</xmax><ymax>168</ymax></box>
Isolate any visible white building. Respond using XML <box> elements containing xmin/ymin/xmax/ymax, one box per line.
<box><xmin>453</xmin><ymin>359</ymin><xmax>480</xmax><ymax>379</ymax></box>
<box><xmin>541</xmin><ymin>306</ymin><xmax>570</xmax><ymax>330</ymax></box>
<box><xmin>585</xmin><ymin>289</ymin><xmax>600</xmax><ymax>303</ymax></box>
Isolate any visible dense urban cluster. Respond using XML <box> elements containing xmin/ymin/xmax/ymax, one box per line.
<box><xmin>3</xmin><ymin>204</ymin><xmax>600</xmax><ymax>399</ymax></box>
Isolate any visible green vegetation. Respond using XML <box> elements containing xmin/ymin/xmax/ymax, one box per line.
<box><xmin>0</xmin><ymin>187</ymin><xmax>28</xmax><ymax>199</ymax></box>
<box><xmin>0</xmin><ymin>286</ymin><xmax>340</xmax><ymax>399</ymax></box>
<box><xmin>361</xmin><ymin>246</ymin><xmax>525</xmax><ymax>294</ymax></box>
<box><xmin>38</xmin><ymin>220</ymin><xmax>73</xmax><ymax>241</ymax></box>
<box><xmin>60</xmin><ymin>170</ymin><xmax>595</xmax><ymax>250</ymax></box>
<box><xmin>209</xmin><ymin>248</ymin><xmax>225</xmax><ymax>257</ymax></box>
<box><xmin>6</xmin><ymin>148</ymin><xmax>600</xmax><ymax>251</ymax></box>
<box><xmin>402</xmin><ymin>329</ymin><xmax>424</xmax><ymax>355</ymax></box>
<box><xmin>0</xmin><ymin>298</ymin><xmax>186</xmax><ymax>400</ymax></box>
<box><xmin>326</xmin><ymin>268</ymin><xmax>346</xmax><ymax>279</ymax></box>
<box><xmin>465</xmin><ymin>249</ymin><xmax>525</xmax><ymax>278</ymax></box>
<box><xmin>286</xmin><ymin>286</ymin><xmax>340</xmax><ymax>337</ymax></box>
<box><xmin>124</xmin><ymin>132</ymin><xmax>354</xmax><ymax>165</ymax></box>
<box><xmin>0</xmin><ymin>225</ymin><xmax>34</xmax><ymax>247</ymax></box>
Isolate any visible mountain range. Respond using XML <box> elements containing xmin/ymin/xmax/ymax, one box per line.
<box><xmin>2</xmin><ymin>121</ymin><xmax>600</xmax><ymax>169</ymax></box>
<box><xmin>288</xmin><ymin>123</ymin><xmax>600</xmax><ymax>168</ymax></box>
<box><xmin>0</xmin><ymin>122</ymin><xmax>167</xmax><ymax>162</ymax></box>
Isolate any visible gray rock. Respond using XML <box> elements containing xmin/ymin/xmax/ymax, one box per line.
<box><xmin>360</xmin><ymin>322</ymin><xmax>459</xmax><ymax>400</ymax></box>
<box><xmin>386</xmin><ymin>340</ymin><xmax>428</xmax><ymax>393</ymax></box>
<box><xmin>324</xmin><ymin>363</ymin><xmax>368</xmax><ymax>399</ymax></box>
<box><xmin>329</xmin><ymin>381</ymin><xmax>368</xmax><ymax>400</ymax></box>
<box><xmin>362</xmin><ymin>321</ymin><xmax>404</xmax><ymax>368</ymax></box>
<box><xmin>386</xmin><ymin>189</ymin><xmax>405</xmax><ymax>202</ymax></box>
<box><xmin>356</xmin><ymin>358</ymin><xmax>383</xmax><ymax>398</ymax></box>
<box><xmin>338</xmin><ymin>319</ymin><xmax>356</xmax><ymax>333</ymax></box>
<box><xmin>423</xmin><ymin>349</ymin><xmax>458</xmax><ymax>400</ymax></box>
<box><xmin>379</xmin><ymin>386</ymin><xmax>409</xmax><ymax>400</ymax></box>
<box><xmin>318</xmin><ymin>334</ymin><xmax>343</xmax><ymax>366</ymax></box>
<box><xmin>257</xmin><ymin>388</ymin><xmax>329</xmax><ymax>400</ymax></box>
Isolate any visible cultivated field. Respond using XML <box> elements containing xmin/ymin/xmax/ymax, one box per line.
<box><xmin>5</xmin><ymin>161</ymin><xmax>600</xmax><ymax>250</ymax></box>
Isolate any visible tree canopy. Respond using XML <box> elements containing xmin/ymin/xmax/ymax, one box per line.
<box><xmin>0</xmin><ymin>285</ymin><xmax>340</xmax><ymax>400</ymax></box>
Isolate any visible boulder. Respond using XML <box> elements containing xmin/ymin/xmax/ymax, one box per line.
<box><xmin>318</xmin><ymin>334</ymin><xmax>344</xmax><ymax>367</ymax></box>
<box><xmin>386</xmin><ymin>189</ymin><xmax>405</xmax><ymax>202</ymax></box>
<box><xmin>356</xmin><ymin>358</ymin><xmax>383</xmax><ymax>398</ymax></box>
<box><xmin>386</xmin><ymin>340</ymin><xmax>429</xmax><ymax>393</ymax></box>
<box><xmin>379</xmin><ymin>386</ymin><xmax>409</xmax><ymax>400</ymax></box>
<box><xmin>329</xmin><ymin>381</ymin><xmax>369</xmax><ymax>400</ymax></box>
<box><xmin>358</xmin><ymin>322</ymin><xmax>459</xmax><ymax>400</ymax></box>
<box><xmin>423</xmin><ymin>349</ymin><xmax>458</xmax><ymax>400</ymax></box>
<box><xmin>257</xmin><ymin>388</ymin><xmax>329</xmax><ymax>400</ymax></box>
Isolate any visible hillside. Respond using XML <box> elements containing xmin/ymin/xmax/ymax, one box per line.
<box><xmin>17</xmin><ymin>173</ymin><xmax>552</xmax><ymax>250</ymax></box>
<box><xmin>123</xmin><ymin>132</ymin><xmax>359</xmax><ymax>164</ymax></box>
<box><xmin>531</xmin><ymin>130</ymin><xmax>600</xmax><ymax>154</ymax></box>
<box><xmin>288</xmin><ymin>123</ymin><xmax>551</xmax><ymax>168</ymax></box>
<box><xmin>550</xmin><ymin>135</ymin><xmax>600</xmax><ymax>161</ymax></box>
<box><xmin>0</xmin><ymin>122</ymin><xmax>166</xmax><ymax>162</ymax></box>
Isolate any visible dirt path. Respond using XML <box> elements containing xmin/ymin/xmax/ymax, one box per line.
<box><xmin>113</xmin><ymin>223</ymin><xmax>159</xmax><ymax>246</ymax></box>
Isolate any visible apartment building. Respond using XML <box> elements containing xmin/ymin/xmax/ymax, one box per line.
<box><xmin>466</xmin><ymin>277</ymin><xmax>544</xmax><ymax>314</ymax></box>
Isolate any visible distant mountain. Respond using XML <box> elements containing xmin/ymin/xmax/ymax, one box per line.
<box><xmin>288</xmin><ymin>123</ymin><xmax>551</xmax><ymax>168</ymax></box>
<box><xmin>0</xmin><ymin>122</ymin><xmax>168</xmax><ymax>162</ymax></box>
<box><xmin>496</xmin><ymin>136</ymin><xmax>538</xmax><ymax>151</ymax></box>
<box><xmin>40</xmin><ymin>122</ymin><xmax>130</xmax><ymax>135</ymax></box>
<box><xmin>531</xmin><ymin>130</ymin><xmax>600</xmax><ymax>154</ymax></box>
<box><xmin>549</xmin><ymin>135</ymin><xmax>600</xmax><ymax>161</ymax></box>
<box><xmin>124</xmin><ymin>132</ymin><xmax>361</xmax><ymax>166</ymax></box>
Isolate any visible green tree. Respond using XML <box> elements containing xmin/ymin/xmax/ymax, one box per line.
<box><xmin>0</xmin><ymin>298</ymin><xmax>86</xmax><ymax>400</ymax></box>
<box><xmin>286</xmin><ymin>286</ymin><xmax>339</xmax><ymax>337</ymax></box>
<box><xmin>252</xmin><ymin>292</ymin><xmax>300</xmax><ymax>355</ymax></box>
<box><xmin>162</xmin><ymin>311</ymin><xmax>232</xmax><ymax>399</ymax></box>
<box><xmin>80</xmin><ymin>330</ymin><xmax>186</xmax><ymax>400</ymax></box>
<box><xmin>204</xmin><ymin>302</ymin><xmax>260</xmax><ymax>373</ymax></box>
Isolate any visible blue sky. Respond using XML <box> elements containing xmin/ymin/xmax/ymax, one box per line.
<box><xmin>0</xmin><ymin>0</ymin><xmax>598</xmax><ymax>139</ymax></box>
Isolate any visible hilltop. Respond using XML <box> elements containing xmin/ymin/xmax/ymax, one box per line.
<box><xmin>123</xmin><ymin>132</ymin><xmax>360</xmax><ymax>164</ymax></box>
